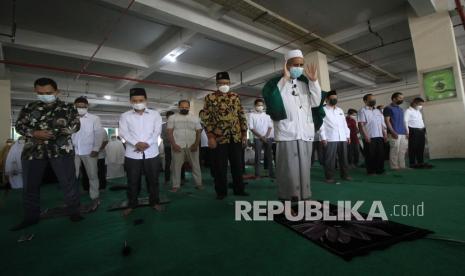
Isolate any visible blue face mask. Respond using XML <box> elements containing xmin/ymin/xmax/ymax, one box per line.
<box><xmin>37</xmin><ymin>94</ymin><xmax>56</xmax><ymax>103</ymax></box>
<box><xmin>289</xmin><ymin>67</ymin><xmax>304</xmax><ymax>79</ymax></box>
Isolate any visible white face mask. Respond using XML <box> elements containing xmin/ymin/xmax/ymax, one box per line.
<box><xmin>218</xmin><ymin>85</ymin><xmax>230</xmax><ymax>93</ymax></box>
<box><xmin>350</xmin><ymin>115</ymin><xmax>357</xmax><ymax>120</ymax></box>
<box><xmin>77</xmin><ymin>108</ymin><xmax>88</xmax><ymax>116</ymax></box>
<box><xmin>256</xmin><ymin>106</ymin><xmax>264</xmax><ymax>112</ymax></box>
<box><xmin>37</xmin><ymin>94</ymin><xmax>56</xmax><ymax>103</ymax></box>
<box><xmin>133</xmin><ymin>102</ymin><xmax>147</xmax><ymax>111</ymax></box>
<box><xmin>415</xmin><ymin>105</ymin><xmax>423</xmax><ymax>111</ymax></box>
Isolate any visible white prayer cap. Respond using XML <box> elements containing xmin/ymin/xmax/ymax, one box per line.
<box><xmin>285</xmin><ymin>49</ymin><xmax>303</xmax><ymax>61</ymax></box>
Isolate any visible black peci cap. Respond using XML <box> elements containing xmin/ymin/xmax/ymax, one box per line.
<box><xmin>129</xmin><ymin>88</ymin><xmax>147</xmax><ymax>98</ymax></box>
<box><xmin>216</xmin><ymin>72</ymin><xmax>230</xmax><ymax>81</ymax></box>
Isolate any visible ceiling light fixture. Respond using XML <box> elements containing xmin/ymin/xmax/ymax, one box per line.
<box><xmin>163</xmin><ymin>44</ymin><xmax>191</xmax><ymax>63</ymax></box>
<box><xmin>103</xmin><ymin>95</ymin><xmax>112</xmax><ymax>100</ymax></box>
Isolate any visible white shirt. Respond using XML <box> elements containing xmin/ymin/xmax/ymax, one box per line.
<box><xmin>358</xmin><ymin>106</ymin><xmax>386</xmax><ymax>138</ymax></box>
<box><xmin>200</xmin><ymin>129</ymin><xmax>208</xmax><ymax>148</ymax></box>
<box><xmin>404</xmin><ymin>106</ymin><xmax>425</xmax><ymax>129</ymax></box>
<box><xmin>273</xmin><ymin>78</ymin><xmax>322</xmax><ymax>141</ymax></box>
<box><xmin>98</xmin><ymin>128</ymin><xmax>109</xmax><ymax>159</ymax></box>
<box><xmin>119</xmin><ymin>108</ymin><xmax>162</xmax><ymax>160</ymax></box>
<box><xmin>167</xmin><ymin>113</ymin><xmax>202</xmax><ymax>148</ymax></box>
<box><xmin>320</xmin><ymin>105</ymin><xmax>350</xmax><ymax>142</ymax></box>
<box><xmin>5</xmin><ymin>141</ymin><xmax>24</xmax><ymax>189</ymax></box>
<box><xmin>72</xmin><ymin>112</ymin><xmax>103</xmax><ymax>155</ymax></box>
<box><xmin>248</xmin><ymin>111</ymin><xmax>273</xmax><ymax>138</ymax></box>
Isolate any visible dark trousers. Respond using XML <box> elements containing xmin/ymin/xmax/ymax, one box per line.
<box><xmin>22</xmin><ymin>155</ymin><xmax>80</xmax><ymax>221</ymax></box>
<box><xmin>264</xmin><ymin>142</ymin><xmax>277</xmax><ymax>169</ymax></box>
<box><xmin>200</xmin><ymin>147</ymin><xmax>209</xmax><ymax>167</ymax></box>
<box><xmin>212</xmin><ymin>142</ymin><xmax>245</xmax><ymax>196</ymax></box>
<box><xmin>97</xmin><ymin>158</ymin><xmax>107</xmax><ymax>189</ymax></box>
<box><xmin>347</xmin><ymin>142</ymin><xmax>360</xmax><ymax>166</ymax></box>
<box><xmin>208</xmin><ymin>148</ymin><xmax>215</xmax><ymax>177</ymax></box>
<box><xmin>408</xmin><ymin>127</ymin><xmax>426</xmax><ymax>165</ymax></box>
<box><xmin>124</xmin><ymin>156</ymin><xmax>160</xmax><ymax>208</ymax></box>
<box><xmin>364</xmin><ymin>137</ymin><xmax>385</xmax><ymax>174</ymax></box>
<box><xmin>323</xmin><ymin>141</ymin><xmax>349</xmax><ymax>179</ymax></box>
<box><xmin>164</xmin><ymin>146</ymin><xmax>185</xmax><ymax>183</ymax></box>
<box><xmin>311</xmin><ymin>140</ymin><xmax>324</xmax><ymax>166</ymax></box>
<box><xmin>254</xmin><ymin>138</ymin><xmax>274</xmax><ymax>177</ymax></box>
<box><xmin>164</xmin><ymin>146</ymin><xmax>172</xmax><ymax>182</ymax></box>
<box><xmin>80</xmin><ymin>158</ymin><xmax>107</xmax><ymax>190</ymax></box>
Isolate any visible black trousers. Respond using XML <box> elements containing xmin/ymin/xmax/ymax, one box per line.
<box><xmin>408</xmin><ymin>127</ymin><xmax>426</xmax><ymax>165</ymax></box>
<box><xmin>212</xmin><ymin>142</ymin><xmax>245</xmax><ymax>196</ymax></box>
<box><xmin>22</xmin><ymin>155</ymin><xmax>80</xmax><ymax>221</ymax></box>
<box><xmin>164</xmin><ymin>146</ymin><xmax>172</xmax><ymax>182</ymax></box>
<box><xmin>207</xmin><ymin>148</ymin><xmax>215</xmax><ymax>177</ymax></box>
<box><xmin>364</xmin><ymin>137</ymin><xmax>385</xmax><ymax>174</ymax></box>
<box><xmin>311</xmin><ymin>140</ymin><xmax>324</xmax><ymax>166</ymax></box>
<box><xmin>124</xmin><ymin>156</ymin><xmax>160</xmax><ymax>208</ymax></box>
<box><xmin>347</xmin><ymin>142</ymin><xmax>360</xmax><ymax>166</ymax></box>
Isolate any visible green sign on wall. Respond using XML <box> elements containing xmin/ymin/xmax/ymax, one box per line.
<box><xmin>422</xmin><ymin>67</ymin><xmax>457</xmax><ymax>101</ymax></box>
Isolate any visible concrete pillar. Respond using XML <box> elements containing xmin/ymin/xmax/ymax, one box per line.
<box><xmin>408</xmin><ymin>1</ymin><xmax>465</xmax><ymax>158</ymax></box>
<box><xmin>304</xmin><ymin>51</ymin><xmax>331</xmax><ymax>91</ymax></box>
<box><xmin>189</xmin><ymin>97</ymin><xmax>204</xmax><ymax>118</ymax></box>
<box><xmin>0</xmin><ymin>80</ymin><xmax>12</xmax><ymax>143</ymax></box>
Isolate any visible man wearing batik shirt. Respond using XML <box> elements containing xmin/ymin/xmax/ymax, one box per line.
<box><xmin>200</xmin><ymin>71</ymin><xmax>249</xmax><ymax>199</ymax></box>
<box><xmin>11</xmin><ymin>78</ymin><xmax>82</xmax><ymax>231</ymax></box>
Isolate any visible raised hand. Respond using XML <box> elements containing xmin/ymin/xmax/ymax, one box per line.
<box><xmin>305</xmin><ymin>63</ymin><xmax>318</xmax><ymax>82</ymax></box>
<box><xmin>283</xmin><ymin>61</ymin><xmax>291</xmax><ymax>81</ymax></box>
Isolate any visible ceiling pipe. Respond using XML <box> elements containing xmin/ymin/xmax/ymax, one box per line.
<box><xmin>75</xmin><ymin>0</ymin><xmax>135</xmax><ymax>80</ymax></box>
<box><xmin>0</xmin><ymin>59</ymin><xmax>259</xmax><ymax>98</ymax></box>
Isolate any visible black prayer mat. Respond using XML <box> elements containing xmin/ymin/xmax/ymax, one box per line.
<box><xmin>274</xmin><ymin>202</ymin><xmax>433</xmax><ymax>261</ymax></box>
<box><xmin>40</xmin><ymin>203</ymin><xmax>97</xmax><ymax>219</ymax></box>
<box><xmin>107</xmin><ymin>197</ymin><xmax>170</xmax><ymax>211</ymax></box>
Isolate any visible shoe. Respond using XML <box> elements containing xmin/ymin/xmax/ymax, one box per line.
<box><xmin>195</xmin><ymin>185</ymin><xmax>205</xmax><ymax>190</ymax></box>
<box><xmin>10</xmin><ymin>220</ymin><xmax>39</xmax><ymax>231</ymax></box>
<box><xmin>69</xmin><ymin>214</ymin><xmax>84</xmax><ymax>222</ymax></box>
<box><xmin>234</xmin><ymin>192</ymin><xmax>250</xmax><ymax>196</ymax></box>
<box><xmin>342</xmin><ymin>176</ymin><xmax>353</xmax><ymax>181</ymax></box>
<box><xmin>216</xmin><ymin>195</ymin><xmax>226</xmax><ymax>200</ymax></box>
<box><xmin>325</xmin><ymin>179</ymin><xmax>336</xmax><ymax>184</ymax></box>
<box><xmin>421</xmin><ymin>163</ymin><xmax>433</xmax><ymax>169</ymax></box>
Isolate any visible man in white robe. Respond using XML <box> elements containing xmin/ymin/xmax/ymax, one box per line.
<box><xmin>262</xmin><ymin>49</ymin><xmax>321</xmax><ymax>201</ymax></box>
<box><xmin>105</xmin><ymin>135</ymin><xmax>126</xmax><ymax>179</ymax></box>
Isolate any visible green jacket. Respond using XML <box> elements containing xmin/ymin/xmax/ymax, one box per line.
<box><xmin>262</xmin><ymin>75</ymin><xmax>327</xmax><ymax>127</ymax></box>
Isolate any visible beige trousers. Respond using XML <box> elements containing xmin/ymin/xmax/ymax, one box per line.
<box><xmin>75</xmin><ymin>155</ymin><xmax>100</xmax><ymax>199</ymax></box>
<box><xmin>389</xmin><ymin>134</ymin><xmax>408</xmax><ymax>169</ymax></box>
<box><xmin>171</xmin><ymin>147</ymin><xmax>202</xmax><ymax>188</ymax></box>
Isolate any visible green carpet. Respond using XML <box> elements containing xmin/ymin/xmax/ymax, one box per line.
<box><xmin>1</xmin><ymin>160</ymin><xmax>465</xmax><ymax>275</ymax></box>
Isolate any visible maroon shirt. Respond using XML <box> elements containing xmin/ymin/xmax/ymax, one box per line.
<box><xmin>346</xmin><ymin>116</ymin><xmax>359</xmax><ymax>144</ymax></box>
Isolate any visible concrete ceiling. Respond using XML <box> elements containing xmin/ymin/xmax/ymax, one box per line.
<box><xmin>0</xmin><ymin>0</ymin><xmax>461</xmax><ymax>127</ymax></box>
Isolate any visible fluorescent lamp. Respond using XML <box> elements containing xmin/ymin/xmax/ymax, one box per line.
<box><xmin>103</xmin><ymin>95</ymin><xmax>112</xmax><ymax>100</ymax></box>
<box><xmin>163</xmin><ymin>44</ymin><xmax>191</xmax><ymax>63</ymax></box>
